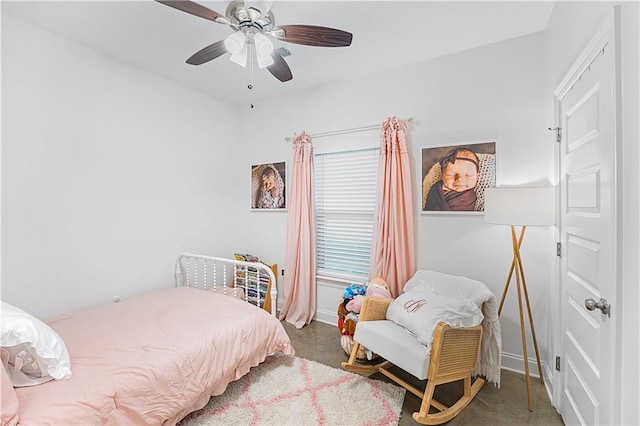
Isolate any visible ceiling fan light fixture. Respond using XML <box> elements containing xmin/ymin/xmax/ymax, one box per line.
<box><xmin>246</xmin><ymin>7</ymin><xmax>262</xmax><ymax>22</ymax></box>
<box><xmin>224</xmin><ymin>31</ymin><xmax>247</xmax><ymax>55</ymax></box>
<box><xmin>229</xmin><ymin>45</ymin><xmax>248</xmax><ymax>67</ymax></box>
<box><xmin>253</xmin><ymin>32</ymin><xmax>274</xmax><ymax>57</ymax></box>
<box><xmin>244</xmin><ymin>0</ymin><xmax>273</xmax><ymax>15</ymax></box>
<box><xmin>256</xmin><ymin>51</ymin><xmax>274</xmax><ymax>69</ymax></box>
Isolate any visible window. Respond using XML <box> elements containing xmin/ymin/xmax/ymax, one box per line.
<box><xmin>314</xmin><ymin>148</ymin><xmax>379</xmax><ymax>282</ymax></box>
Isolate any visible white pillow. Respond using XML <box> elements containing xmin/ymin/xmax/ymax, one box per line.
<box><xmin>386</xmin><ymin>289</ymin><xmax>483</xmax><ymax>352</ymax></box>
<box><xmin>0</xmin><ymin>302</ymin><xmax>72</xmax><ymax>387</ymax></box>
<box><xmin>403</xmin><ymin>270</ymin><xmax>494</xmax><ymax>309</ymax></box>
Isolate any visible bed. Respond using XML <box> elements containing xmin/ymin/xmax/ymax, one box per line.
<box><xmin>1</xmin><ymin>253</ymin><xmax>294</xmax><ymax>425</ymax></box>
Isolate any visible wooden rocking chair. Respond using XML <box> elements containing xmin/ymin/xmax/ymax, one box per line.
<box><xmin>341</xmin><ymin>296</ymin><xmax>485</xmax><ymax>425</ymax></box>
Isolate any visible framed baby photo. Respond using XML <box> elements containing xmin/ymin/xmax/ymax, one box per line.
<box><xmin>251</xmin><ymin>161</ymin><xmax>286</xmax><ymax>211</ymax></box>
<box><xmin>421</xmin><ymin>140</ymin><xmax>496</xmax><ymax>215</ymax></box>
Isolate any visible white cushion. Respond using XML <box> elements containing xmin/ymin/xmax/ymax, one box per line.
<box><xmin>0</xmin><ymin>302</ymin><xmax>72</xmax><ymax>387</ymax></box>
<box><xmin>386</xmin><ymin>289</ymin><xmax>483</xmax><ymax>351</ymax></box>
<box><xmin>354</xmin><ymin>320</ymin><xmax>431</xmax><ymax>380</ymax></box>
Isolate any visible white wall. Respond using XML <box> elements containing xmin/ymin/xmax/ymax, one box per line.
<box><xmin>1</xmin><ymin>15</ymin><xmax>243</xmax><ymax>319</ymax></box>
<box><xmin>236</xmin><ymin>31</ymin><xmax>557</xmax><ymax>380</ymax></box>
<box><xmin>544</xmin><ymin>2</ymin><xmax>640</xmax><ymax>424</ymax></box>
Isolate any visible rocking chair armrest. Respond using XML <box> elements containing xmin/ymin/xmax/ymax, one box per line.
<box><xmin>359</xmin><ymin>296</ymin><xmax>394</xmax><ymax>321</ymax></box>
<box><xmin>428</xmin><ymin>322</ymin><xmax>484</xmax><ymax>380</ymax></box>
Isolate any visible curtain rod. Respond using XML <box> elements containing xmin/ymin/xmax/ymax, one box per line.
<box><xmin>284</xmin><ymin>117</ymin><xmax>414</xmax><ymax>142</ymax></box>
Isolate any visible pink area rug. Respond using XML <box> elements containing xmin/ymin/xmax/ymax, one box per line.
<box><xmin>179</xmin><ymin>355</ymin><xmax>406</xmax><ymax>426</ymax></box>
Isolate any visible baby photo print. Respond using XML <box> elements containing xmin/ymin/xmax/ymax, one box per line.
<box><xmin>421</xmin><ymin>140</ymin><xmax>496</xmax><ymax>214</ymax></box>
<box><xmin>251</xmin><ymin>162</ymin><xmax>286</xmax><ymax>210</ymax></box>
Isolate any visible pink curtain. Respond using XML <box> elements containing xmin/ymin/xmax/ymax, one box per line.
<box><xmin>369</xmin><ymin>117</ymin><xmax>416</xmax><ymax>297</ymax></box>
<box><xmin>279</xmin><ymin>132</ymin><xmax>316</xmax><ymax>329</ymax></box>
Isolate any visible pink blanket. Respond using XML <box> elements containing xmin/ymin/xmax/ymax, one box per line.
<box><xmin>13</xmin><ymin>286</ymin><xmax>294</xmax><ymax>425</ymax></box>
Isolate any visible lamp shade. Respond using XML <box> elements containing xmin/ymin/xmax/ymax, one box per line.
<box><xmin>229</xmin><ymin>45</ymin><xmax>248</xmax><ymax>67</ymax></box>
<box><xmin>484</xmin><ymin>186</ymin><xmax>556</xmax><ymax>226</ymax></box>
<box><xmin>256</xmin><ymin>52</ymin><xmax>274</xmax><ymax>68</ymax></box>
<box><xmin>253</xmin><ymin>32</ymin><xmax>274</xmax><ymax>57</ymax></box>
<box><xmin>224</xmin><ymin>31</ymin><xmax>246</xmax><ymax>55</ymax></box>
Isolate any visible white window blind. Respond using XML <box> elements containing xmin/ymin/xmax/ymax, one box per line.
<box><xmin>314</xmin><ymin>148</ymin><xmax>379</xmax><ymax>281</ymax></box>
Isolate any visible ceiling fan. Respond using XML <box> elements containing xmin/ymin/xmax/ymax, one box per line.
<box><xmin>156</xmin><ymin>0</ymin><xmax>353</xmax><ymax>83</ymax></box>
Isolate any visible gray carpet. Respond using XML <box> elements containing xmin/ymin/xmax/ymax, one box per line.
<box><xmin>282</xmin><ymin>320</ymin><xmax>564</xmax><ymax>426</ymax></box>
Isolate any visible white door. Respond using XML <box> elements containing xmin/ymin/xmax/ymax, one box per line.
<box><xmin>556</xmin><ymin>14</ymin><xmax>618</xmax><ymax>426</ymax></box>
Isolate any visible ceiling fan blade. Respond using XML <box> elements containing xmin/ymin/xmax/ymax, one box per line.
<box><xmin>155</xmin><ymin>0</ymin><xmax>229</xmax><ymax>24</ymax></box>
<box><xmin>273</xmin><ymin>25</ymin><xmax>353</xmax><ymax>47</ymax></box>
<box><xmin>267</xmin><ymin>51</ymin><xmax>293</xmax><ymax>82</ymax></box>
<box><xmin>186</xmin><ymin>40</ymin><xmax>227</xmax><ymax>65</ymax></box>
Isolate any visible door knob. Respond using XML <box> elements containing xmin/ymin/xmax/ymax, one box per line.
<box><xmin>585</xmin><ymin>298</ymin><xmax>611</xmax><ymax>317</ymax></box>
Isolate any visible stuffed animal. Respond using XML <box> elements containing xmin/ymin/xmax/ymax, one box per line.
<box><xmin>340</xmin><ymin>335</ymin><xmax>368</xmax><ymax>359</ymax></box>
<box><xmin>345</xmin><ymin>278</ymin><xmax>392</xmax><ymax>313</ymax></box>
<box><xmin>343</xmin><ymin>284</ymin><xmax>366</xmax><ymax>300</ymax></box>
<box><xmin>366</xmin><ymin>277</ymin><xmax>392</xmax><ymax>299</ymax></box>
<box><xmin>337</xmin><ymin>299</ymin><xmax>357</xmax><ymax>335</ymax></box>
<box><xmin>342</xmin><ymin>284</ymin><xmax>367</xmax><ymax>314</ymax></box>
<box><xmin>345</xmin><ymin>294</ymin><xmax>365</xmax><ymax>314</ymax></box>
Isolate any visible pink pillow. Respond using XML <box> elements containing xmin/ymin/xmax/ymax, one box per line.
<box><xmin>211</xmin><ymin>286</ymin><xmax>245</xmax><ymax>300</ymax></box>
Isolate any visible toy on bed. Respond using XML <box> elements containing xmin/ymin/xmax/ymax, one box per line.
<box><xmin>337</xmin><ymin>277</ymin><xmax>392</xmax><ymax>360</ymax></box>
<box><xmin>1</xmin><ymin>252</ymin><xmax>294</xmax><ymax>426</ymax></box>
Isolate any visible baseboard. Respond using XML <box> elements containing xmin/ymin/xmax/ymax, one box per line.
<box><xmin>278</xmin><ymin>303</ymin><xmax>337</xmax><ymax>328</ymax></box>
<box><xmin>501</xmin><ymin>351</ymin><xmax>556</xmax><ymax>404</ymax></box>
<box><xmin>315</xmin><ymin>308</ymin><xmax>337</xmax><ymax>326</ymax></box>
<box><xmin>501</xmin><ymin>351</ymin><xmax>543</xmax><ymax>378</ymax></box>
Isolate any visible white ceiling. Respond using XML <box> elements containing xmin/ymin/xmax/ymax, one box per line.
<box><xmin>2</xmin><ymin>1</ymin><xmax>556</xmax><ymax>107</ymax></box>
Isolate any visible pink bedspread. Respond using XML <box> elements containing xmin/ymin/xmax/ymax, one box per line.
<box><xmin>14</xmin><ymin>286</ymin><xmax>294</xmax><ymax>425</ymax></box>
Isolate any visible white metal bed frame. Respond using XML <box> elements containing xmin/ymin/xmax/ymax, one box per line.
<box><xmin>175</xmin><ymin>252</ymin><xmax>278</xmax><ymax>316</ymax></box>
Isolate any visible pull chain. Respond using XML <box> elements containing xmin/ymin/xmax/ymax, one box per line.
<box><xmin>248</xmin><ymin>42</ymin><xmax>255</xmax><ymax>109</ymax></box>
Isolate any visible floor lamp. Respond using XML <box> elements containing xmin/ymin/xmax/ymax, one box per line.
<box><xmin>483</xmin><ymin>186</ymin><xmax>555</xmax><ymax>412</ymax></box>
